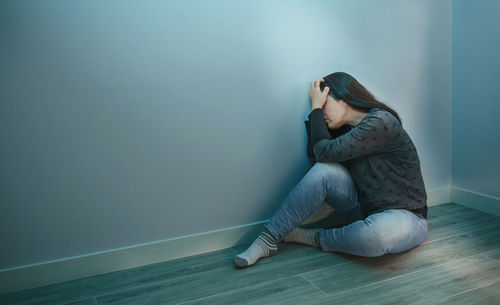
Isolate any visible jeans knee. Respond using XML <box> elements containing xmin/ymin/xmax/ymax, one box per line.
<box><xmin>376</xmin><ymin>218</ymin><xmax>427</xmax><ymax>255</ymax></box>
<box><xmin>312</xmin><ymin>161</ymin><xmax>347</xmax><ymax>174</ymax></box>
<box><xmin>309</xmin><ymin>162</ymin><xmax>350</xmax><ymax>184</ymax></box>
<box><xmin>358</xmin><ymin>230</ymin><xmax>388</xmax><ymax>257</ymax></box>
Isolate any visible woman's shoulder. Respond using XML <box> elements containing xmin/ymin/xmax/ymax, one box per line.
<box><xmin>370</xmin><ymin>108</ymin><xmax>400</xmax><ymax>126</ymax></box>
<box><xmin>356</xmin><ymin>108</ymin><xmax>404</xmax><ymax>138</ymax></box>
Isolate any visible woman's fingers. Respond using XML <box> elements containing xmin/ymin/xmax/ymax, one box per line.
<box><xmin>311</xmin><ymin>78</ymin><xmax>323</xmax><ymax>88</ymax></box>
<box><xmin>311</xmin><ymin>78</ymin><xmax>326</xmax><ymax>91</ymax></box>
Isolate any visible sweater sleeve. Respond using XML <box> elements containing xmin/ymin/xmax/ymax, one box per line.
<box><xmin>304</xmin><ymin>120</ymin><xmax>316</xmax><ymax>162</ymax></box>
<box><xmin>308</xmin><ymin>108</ymin><xmax>332</xmax><ymax>147</ymax></box>
<box><xmin>309</xmin><ymin>108</ymin><xmax>399</xmax><ymax>163</ymax></box>
<box><xmin>305</xmin><ymin>115</ymin><xmax>352</xmax><ymax>169</ymax></box>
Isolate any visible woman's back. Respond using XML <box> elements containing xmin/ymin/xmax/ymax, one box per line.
<box><xmin>307</xmin><ymin>107</ymin><xmax>428</xmax><ymax>218</ymax></box>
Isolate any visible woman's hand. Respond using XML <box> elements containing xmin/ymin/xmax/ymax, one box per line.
<box><xmin>309</xmin><ymin>78</ymin><xmax>330</xmax><ymax>110</ymax></box>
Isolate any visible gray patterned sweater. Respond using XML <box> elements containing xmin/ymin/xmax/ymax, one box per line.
<box><xmin>305</xmin><ymin>107</ymin><xmax>428</xmax><ymax>219</ymax></box>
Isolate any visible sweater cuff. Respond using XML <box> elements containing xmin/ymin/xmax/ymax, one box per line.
<box><xmin>308</xmin><ymin>108</ymin><xmax>332</xmax><ymax>147</ymax></box>
<box><xmin>308</xmin><ymin>108</ymin><xmax>323</xmax><ymax>121</ymax></box>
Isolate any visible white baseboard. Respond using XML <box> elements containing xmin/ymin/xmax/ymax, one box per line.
<box><xmin>451</xmin><ymin>186</ymin><xmax>500</xmax><ymax>216</ymax></box>
<box><xmin>427</xmin><ymin>186</ymin><xmax>452</xmax><ymax>206</ymax></box>
<box><xmin>1</xmin><ymin>186</ymin><xmax>497</xmax><ymax>295</ymax></box>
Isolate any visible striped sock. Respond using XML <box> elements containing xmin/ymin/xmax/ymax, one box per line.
<box><xmin>233</xmin><ymin>228</ymin><xmax>278</xmax><ymax>268</ymax></box>
<box><xmin>283</xmin><ymin>227</ymin><xmax>323</xmax><ymax>248</ymax></box>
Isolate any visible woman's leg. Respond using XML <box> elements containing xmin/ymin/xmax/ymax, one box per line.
<box><xmin>234</xmin><ymin>161</ymin><xmax>364</xmax><ymax>268</ymax></box>
<box><xmin>319</xmin><ymin>209</ymin><xmax>428</xmax><ymax>257</ymax></box>
<box><xmin>264</xmin><ymin>162</ymin><xmax>365</xmax><ymax>242</ymax></box>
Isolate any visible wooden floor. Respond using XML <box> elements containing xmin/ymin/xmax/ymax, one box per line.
<box><xmin>1</xmin><ymin>202</ymin><xmax>500</xmax><ymax>305</ymax></box>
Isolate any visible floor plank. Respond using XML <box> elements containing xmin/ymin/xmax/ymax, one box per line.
<box><xmin>65</xmin><ymin>299</ymin><xmax>97</xmax><ymax>305</ymax></box>
<box><xmin>1</xmin><ymin>203</ymin><xmax>499</xmax><ymax>305</ymax></box>
<box><xmin>0</xmin><ymin>248</ymin><xmax>237</xmax><ymax>305</ymax></box>
<box><xmin>425</xmin><ymin>204</ymin><xmax>499</xmax><ymax>242</ymax></box>
<box><xmin>432</xmin><ymin>280</ymin><xmax>500</xmax><ymax>305</ymax></box>
<box><xmin>175</xmin><ymin>275</ymin><xmax>324</xmax><ymax>305</ymax></box>
<box><xmin>307</xmin><ymin>254</ymin><xmax>500</xmax><ymax>305</ymax></box>
<box><xmin>480</xmin><ymin>248</ymin><xmax>500</xmax><ymax>261</ymax></box>
<box><xmin>300</xmin><ymin>221</ymin><xmax>500</xmax><ymax>296</ymax></box>
<box><xmin>424</xmin><ymin>212</ymin><xmax>500</xmax><ymax>245</ymax></box>
<box><xmin>95</xmin><ymin>244</ymin><xmax>355</xmax><ymax>305</ymax></box>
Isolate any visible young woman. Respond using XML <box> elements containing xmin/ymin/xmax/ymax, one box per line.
<box><xmin>234</xmin><ymin>72</ymin><xmax>428</xmax><ymax>268</ymax></box>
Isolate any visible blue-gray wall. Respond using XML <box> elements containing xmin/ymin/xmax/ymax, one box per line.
<box><xmin>1</xmin><ymin>0</ymin><xmax>452</xmax><ymax>269</ymax></box>
<box><xmin>451</xmin><ymin>0</ymin><xmax>500</xmax><ymax>198</ymax></box>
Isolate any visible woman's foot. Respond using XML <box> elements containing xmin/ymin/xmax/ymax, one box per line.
<box><xmin>283</xmin><ymin>227</ymin><xmax>323</xmax><ymax>248</ymax></box>
<box><xmin>233</xmin><ymin>228</ymin><xmax>278</xmax><ymax>268</ymax></box>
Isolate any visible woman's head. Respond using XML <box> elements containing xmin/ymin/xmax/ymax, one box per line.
<box><xmin>319</xmin><ymin>72</ymin><xmax>402</xmax><ymax>128</ymax></box>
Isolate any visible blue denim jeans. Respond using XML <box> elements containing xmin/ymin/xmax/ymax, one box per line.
<box><xmin>264</xmin><ymin>162</ymin><xmax>428</xmax><ymax>257</ymax></box>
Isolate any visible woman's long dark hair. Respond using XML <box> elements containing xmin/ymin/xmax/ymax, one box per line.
<box><xmin>320</xmin><ymin>72</ymin><xmax>402</xmax><ymax>125</ymax></box>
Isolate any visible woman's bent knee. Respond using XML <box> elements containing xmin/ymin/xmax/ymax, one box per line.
<box><xmin>309</xmin><ymin>162</ymin><xmax>355</xmax><ymax>194</ymax></box>
<box><xmin>349</xmin><ymin>228</ymin><xmax>422</xmax><ymax>257</ymax></box>
<box><xmin>311</xmin><ymin>162</ymin><xmax>350</xmax><ymax>179</ymax></box>
<box><xmin>379</xmin><ymin>211</ymin><xmax>428</xmax><ymax>254</ymax></box>
<box><xmin>328</xmin><ymin>210</ymin><xmax>427</xmax><ymax>257</ymax></box>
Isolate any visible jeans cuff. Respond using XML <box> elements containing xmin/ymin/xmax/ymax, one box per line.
<box><xmin>318</xmin><ymin>230</ymin><xmax>325</xmax><ymax>251</ymax></box>
<box><xmin>264</xmin><ymin>223</ymin><xmax>282</xmax><ymax>242</ymax></box>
